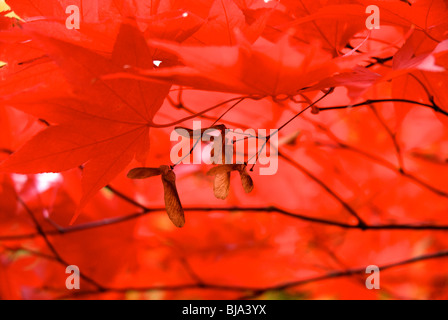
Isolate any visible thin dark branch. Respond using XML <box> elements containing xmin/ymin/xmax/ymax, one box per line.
<box><xmin>0</xmin><ymin>148</ymin><xmax>13</xmax><ymax>155</ymax></box>
<box><xmin>279</xmin><ymin>152</ymin><xmax>368</xmax><ymax>227</ymax></box>
<box><xmin>53</xmin><ymin>249</ymin><xmax>448</xmax><ymax>299</ymax></box>
<box><xmin>306</xmin><ymin>117</ymin><xmax>448</xmax><ymax>198</ymax></box>
<box><xmin>16</xmin><ymin>196</ymin><xmax>105</xmax><ymax>291</ymax></box>
<box><xmin>318</xmin><ymin>98</ymin><xmax>448</xmax><ymax>117</ymax></box>
<box><xmin>2</xmin><ymin>204</ymin><xmax>448</xmax><ymax>244</ymax></box>
<box><xmin>240</xmin><ymin>249</ymin><xmax>448</xmax><ymax>299</ymax></box>
<box><xmin>368</xmin><ymin>105</ymin><xmax>404</xmax><ymax>171</ymax></box>
<box><xmin>105</xmin><ymin>185</ymin><xmax>148</xmax><ymax>211</ymax></box>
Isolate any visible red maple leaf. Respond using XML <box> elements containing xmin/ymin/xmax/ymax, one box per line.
<box><xmin>0</xmin><ymin>22</ymin><xmax>171</xmax><ymax>222</ymax></box>
<box><xmin>114</xmin><ymin>34</ymin><xmax>369</xmax><ymax>97</ymax></box>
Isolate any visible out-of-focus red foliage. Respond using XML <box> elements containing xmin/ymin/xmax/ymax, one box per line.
<box><xmin>0</xmin><ymin>0</ymin><xmax>448</xmax><ymax>300</ymax></box>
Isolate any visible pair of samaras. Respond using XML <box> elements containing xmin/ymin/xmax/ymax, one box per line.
<box><xmin>127</xmin><ymin>163</ymin><xmax>254</xmax><ymax>227</ymax></box>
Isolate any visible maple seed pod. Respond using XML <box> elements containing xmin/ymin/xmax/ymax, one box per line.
<box><xmin>175</xmin><ymin>125</ymin><xmax>227</xmax><ymax>163</ymax></box>
<box><xmin>175</xmin><ymin>124</ymin><xmax>226</xmax><ymax>140</ymax></box>
<box><xmin>207</xmin><ymin>165</ymin><xmax>233</xmax><ymax>200</ymax></box>
<box><xmin>235</xmin><ymin>164</ymin><xmax>254</xmax><ymax>194</ymax></box>
<box><xmin>159</xmin><ymin>165</ymin><xmax>185</xmax><ymax>228</ymax></box>
<box><xmin>207</xmin><ymin>164</ymin><xmax>254</xmax><ymax>200</ymax></box>
<box><xmin>214</xmin><ymin>171</ymin><xmax>231</xmax><ymax>200</ymax></box>
<box><xmin>127</xmin><ymin>165</ymin><xmax>185</xmax><ymax>228</ymax></box>
<box><xmin>127</xmin><ymin>167</ymin><xmax>162</xmax><ymax>179</ymax></box>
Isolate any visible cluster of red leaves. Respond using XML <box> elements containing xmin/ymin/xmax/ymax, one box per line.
<box><xmin>0</xmin><ymin>0</ymin><xmax>448</xmax><ymax>300</ymax></box>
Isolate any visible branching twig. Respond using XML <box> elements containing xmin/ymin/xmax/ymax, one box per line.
<box><xmin>50</xmin><ymin>249</ymin><xmax>448</xmax><ymax>299</ymax></box>
<box><xmin>3</xmin><ymin>203</ymin><xmax>448</xmax><ymax>244</ymax></box>
<box><xmin>318</xmin><ymin>98</ymin><xmax>448</xmax><ymax>117</ymax></box>
<box><xmin>16</xmin><ymin>196</ymin><xmax>105</xmax><ymax>291</ymax></box>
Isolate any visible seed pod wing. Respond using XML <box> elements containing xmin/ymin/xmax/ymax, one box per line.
<box><xmin>213</xmin><ymin>171</ymin><xmax>231</xmax><ymax>200</ymax></box>
<box><xmin>175</xmin><ymin>125</ymin><xmax>226</xmax><ymax>140</ymax></box>
<box><xmin>161</xmin><ymin>170</ymin><xmax>185</xmax><ymax>228</ymax></box>
<box><xmin>127</xmin><ymin>167</ymin><xmax>162</xmax><ymax>179</ymax></box>
<box><xmin>239</xmin><ymin>169</ymin><xmax>254</xmax><ymax>193</ymax></box>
